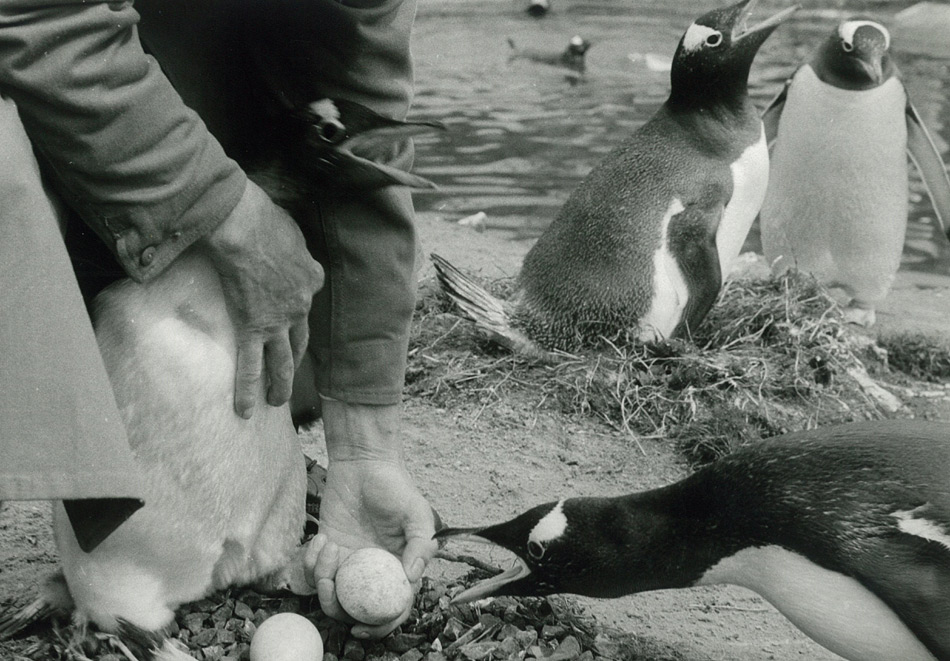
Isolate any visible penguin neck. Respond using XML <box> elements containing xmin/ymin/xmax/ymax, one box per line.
<box><xmin>605</xmin><ymin>471</ymin><xmax>765</xmax><ymax>593</ymax></box>
<box><xmin>661</xmin><ymin>91</ymin><xmax>760</xmax><ymax>155</ymax></box>
<box><xmin>667</xmin><ymin>64</ymin><xmax>756</xmax><ymax>119</ymax></box>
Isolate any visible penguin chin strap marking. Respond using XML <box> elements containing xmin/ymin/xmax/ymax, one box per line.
<box><xmin>891</xmin><ymin>506</ymin><xmax>950</xmax><ymax>552</ymax></box>
<box><xmin>682</xmin><ymin>24</ymin><xmax>722</xmax><ymax>52</ymax></box>
<box><xmin>838</xmin><ymin>20</ymin><xmax>890</xmax><ymax>50</ymax></box>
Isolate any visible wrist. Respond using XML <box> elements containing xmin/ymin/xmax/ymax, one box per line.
<box><xmin>201</xmin><ymin>180</ymin><xmax>258</xmax><ymax>256</ymax></box>
<box><xmin>323</xmin><ymin>397</ymin><xmax>404</xmax><ymax>463</ymax></box>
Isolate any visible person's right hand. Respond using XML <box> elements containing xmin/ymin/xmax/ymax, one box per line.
<box><xmin>201</xmin><ymin>180</ymin><xmax>323</xmax><ymax>418</ymax></box>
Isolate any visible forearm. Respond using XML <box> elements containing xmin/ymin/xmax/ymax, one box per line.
<box><xmin>0</xmin><ymin>0</ymin><xmax>246</xmax><ymax>282</ymax></box>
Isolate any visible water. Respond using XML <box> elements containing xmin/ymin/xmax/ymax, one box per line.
<box><xmin>409</xmin><ymin>0</ymin><xmax>950</xmax><ymax>277</ymax></box>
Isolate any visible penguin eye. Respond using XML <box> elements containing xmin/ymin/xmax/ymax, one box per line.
<box><xmin>841</xmin><ymin>40</ymin><xmax>854</xmax><ymax>53</ymax></box>
<box><xmin>705</xmin><ymin>32</ymin><xmax>723</xmax><ymax>47</ymax></box>
<box><xmin>527</xmin><ymin>540</ymin><xmax>545</xmax><ymax>559</ymax></box>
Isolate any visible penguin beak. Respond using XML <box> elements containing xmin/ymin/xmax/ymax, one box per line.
<box><xmin>434</xmin><ymin>525</ymin><xmax>536</xmax><ymax>603</ymax></box>
<box><xmin>301</xmin><ymin>99</ymin><xmax>444</xmax><ymax>190</ymax></box>
<box><xmin>730</xmin><ymin>0</ymin><xmax>798</xmax><ymax>45</ymax></box>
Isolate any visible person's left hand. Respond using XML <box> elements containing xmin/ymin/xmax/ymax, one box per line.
<box><xmin>303</xmin><ymin>458</ymin><xmax>437</xmax><ymax>639</ymax></box>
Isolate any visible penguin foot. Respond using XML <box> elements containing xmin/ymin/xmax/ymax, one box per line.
<box><xmin>843</xmin><ymin>305</ymin><xmax>876</xmax><ymax>328</ymax></box>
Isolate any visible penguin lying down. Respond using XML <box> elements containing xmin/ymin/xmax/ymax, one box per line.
<box><xmin>437</xmin><ymin>419</ymin><xmax>950</xmax><ymax>661</ymax></box>
<box><xmin>0</xmin><ymin>100</ymin><xmax>440</xmax><ymax>660</ymax></box>
<box><xmin>435</xmin><ymin>0</ymin><xmax>797</xmax><ymax>355</ymax></box>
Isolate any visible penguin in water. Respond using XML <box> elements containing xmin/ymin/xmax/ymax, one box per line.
<box><xmin>759</xmin><ymin>19</ymin><xmax>950</xmax><ymax>328</ymax></box>
<box><xmin>437</xmin><ymin>419</ymin><xmax>950</xmax><ymax>661</ymax></box>
<box><xmin>434</xmin><ymin>0</ymin><xmax>797</xmax><ymax>354</ymax></box>
<box><xmin>506</xmin><ymin>35</ymin><xmax>592</xmax><ymax>75</ymax></box>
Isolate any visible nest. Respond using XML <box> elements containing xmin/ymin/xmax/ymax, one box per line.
<box><xmin>408</xmin><ymin>270</ymin><xmax>908</xmax><ymax>465</ymax></box>
<box><xmin>13</xmin><ymin>572</ymin><xmax>662</xmax><ymax>661</ymax></box>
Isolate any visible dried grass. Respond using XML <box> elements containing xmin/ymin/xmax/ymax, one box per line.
<box><xmin>408</xmin><ymin>270</ymin><xmax>903</xmax><ymax>466</ymax></box>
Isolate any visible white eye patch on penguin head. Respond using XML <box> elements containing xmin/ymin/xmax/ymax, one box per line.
<box><xmin>682</xmin><ymin>24</ymin><xmax>725</xmax><ymax>52</ymax></box>
<box><xmin>838</xmin><ymin>20</ymin><xmax>890</xmax><ymax>54</ymax></box>
<box><xmin>526</xmin><ymin>499</ymin><xmax>569</xmax><ymax>559</ymax></box>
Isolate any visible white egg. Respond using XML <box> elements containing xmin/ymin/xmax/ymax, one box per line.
<box><xmin>335</xmin><ymin>547</ymin><xmax>413</xmax><ymax>625</ymax></box>
<box><xmin>249</xmin><ymin>612</ymin><xmax>323</xmax><ymax>661</ymax></box>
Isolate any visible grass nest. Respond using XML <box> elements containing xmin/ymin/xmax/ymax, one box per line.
<box><xmin>407</xmin><ymin>270</ymin><xmax>907</xmax><ymax>465</ymax></box>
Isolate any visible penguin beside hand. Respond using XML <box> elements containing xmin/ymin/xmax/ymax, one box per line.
<box><xmin>437</xmin><ymin>420</ymin><xmax>950</xmax><ymax>661</ymax></box>
<box><xmin>435</xmin><ymin>0</ymin><xmax>797</xmax><ymax>355</ymax></box>
<box><xmin>759</xmin><ymin>19</ymin><xmax>950</xmax><ymax>327</ymax></box>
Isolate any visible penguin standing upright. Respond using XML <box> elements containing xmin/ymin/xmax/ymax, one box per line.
<box><xmin>434</xmin><ymin>0</ymin><xmax>796</xmax><ymax>353</ymax></box>
<box><xmin>759</xmin><ymin>20</ymin><xmax>950</xmax><ymax>327</ymax></box>
<box><xmin>437</xmin><ymin>419</ymin><xmax>950</xmax><ymax>661</ymax></box>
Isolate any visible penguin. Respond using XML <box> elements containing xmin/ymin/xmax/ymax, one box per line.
<box><xmin>526</xmin><ymin>0</ymin><xmax>549</xmax><ymax>18</ymax></box>
<box><xmin>0</xmin><ymin>74</ymin><xmax>441</xmax><ymax>661</ymax></box>
<box><xmin>434</xmin><ymin>0</ymin><xmax>797</xmax><ymax>354</ymax></box>
<box><xmin>506</xmin><ymin>35</ymin><xmax>592</xmax><ymax>75</ymax></box>
<box><xmin>759</xmin><ymin>19</ymin><xmax>950</xmax><ymax>328</ymax></box>
<box><xmin>436</xmin><ymin>419</ymin><xmax>950</xmax><ymax>661</ymax></box>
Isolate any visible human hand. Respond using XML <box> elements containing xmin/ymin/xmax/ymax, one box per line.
<box><xmin>201</xmin><ymin>180</ymin><xmax>323</xmax><ymax>418</ymax></box>
<box><xmin>303</xmin><ymin>459</ymin><xmax>437</xmax><ymax>639</ymax></box>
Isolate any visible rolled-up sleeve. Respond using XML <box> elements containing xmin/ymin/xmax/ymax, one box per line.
<box><xmin>0</xmin><ymin>0</ymin><xmax>247</xmax><ymax>282</ymax></box>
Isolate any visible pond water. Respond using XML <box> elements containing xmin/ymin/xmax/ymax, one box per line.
<box><xmin>408</xmin><ymin>0</ymin><xmax>950</xmax><ymax>277</ymax></box>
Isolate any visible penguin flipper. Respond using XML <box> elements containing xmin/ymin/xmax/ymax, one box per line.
<box><xmin>668</xmin><ymin>203</ymin><xmax>723</xmax><ymax>338</ymax></box>
<box><xmin>906</xmin><ymin>101</ymin><xmax>950</xmax><ymax>242</ymax></box>
<box><xmin>430</xmin><ymin>253</ymin><xmax>544</xmax><ymax>358</ymax></box>
<box><xmin>761</xmin><ymin>79</ymin><xmax>790</xmax><ymax>150</ymax></box>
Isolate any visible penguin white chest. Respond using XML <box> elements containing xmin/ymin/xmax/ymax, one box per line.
<box><xmin>717</xmin><ymin>124</ymin><xmax>769</xmax><ymax>279</ymax></box>
<box><xmin>699</xmin><ymin>545</ymin><xmax>937</xmax><ymax>661</ymax></box>
<box><xmin>760</xmin><ymin>66</ymin><xmax>909</xmax><ymax>305</ymax></box>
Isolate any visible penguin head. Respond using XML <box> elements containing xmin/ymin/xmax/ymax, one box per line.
<box><xmin>567</xmin><ymin>35</ymin><xmax>592</xmax><ymax>57</ymax></box>
<box><xmin>670</xmin><ymin>0</ymin><xmax>798</xmax><ymax>110</ymax></box>
<box><xmin>435</xmin><ymin>497</ymin><xmax>687</xmax><ymax>602</ymax></box>
<box><xmin>812</xmin><ymin>20</ymin><xmax>893</xmax><ymax>89</ymax></box>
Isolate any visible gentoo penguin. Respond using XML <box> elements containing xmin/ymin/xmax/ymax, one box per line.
<box><xmin>434</xmin><ymin>0</ymin><xmax>796</xmax><ymax>354</ymax></box>
<box><xmin>506</xmin><ymin>35</ymin><xmax>593</xmax><ymax>75</ymax></box>
<box><xmin>527</xmin><ymin>0</ymin><xmax>549</xmax><ymax>18</ymax></box>
<box><xmin>759</xmin><ymin>19</ymin><xmax>950</xmax><ymax>328</ymax></box>
<box><xmin>437</xmin><ymin>420</ymin><xmax>950</xmax><ymax>661</ymax></box>
<box><xmin>0</xmin><ymin>106</ymin><xmax>440</xmax><ymax>661</ymax></box>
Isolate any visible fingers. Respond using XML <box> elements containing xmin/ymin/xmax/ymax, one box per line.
<box><xmin>313</xmin><ymin>539</ymin><xmax>352</xmax><ymax>624</ymax></box>
<box><xmin>289</xmin><ymin>319</ymin><xmax>311</xmax><ymax>370</ymax></box>
<box><xmin>402</xmin><ymin>536</ymin><xmax>437</xmax><ymax>583</ymax></box>
<box><xmin>264</xmin><ymin>334</ymin><xmax>296</xmax><ymax>407</ymax></box>
<box><xmin>351</xmin><ymin>600</ymin><xmax>412</xmax><ymax>640</ymax></box>
<box><xmin>234</xmin><ymin>336</ymin><xmax>264</xmax><ymax>419</ymax></box>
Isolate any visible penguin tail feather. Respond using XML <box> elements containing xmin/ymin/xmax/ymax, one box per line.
<box><xmin>117</xmin><ymin>619</ymin><xmax>199</xmax><ymax>661</ymax></box>
<box><xmin>0</xmin><ymin>571</ymin><xmax>73</xmax><ymax>640</ymax></box>
<box><xmin>430</xmin><ymin>253</ymin><xmax>545</xmax><ymax>359</ymax></box>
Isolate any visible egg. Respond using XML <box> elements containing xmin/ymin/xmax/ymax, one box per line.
<box><xmin>335</xmin><ymin>547</ymin><xmax>413</xmax><ymax>625</ymax></box>
<box><xmin>249</xmin><ymin>612</ymin><xmax>323</xmax><ymax>661</ymax></box>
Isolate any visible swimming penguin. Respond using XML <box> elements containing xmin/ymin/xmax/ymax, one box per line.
<box><xmin>759</xmin><ymin>19</ymin><xmax>950</xmax><ymax>328</ymax></box>
<box><xmin>437</xmin><ymin>419</ymin><xmax>950</xmax><ymax>661</ymax></box>
<box><xmin>434</xmin><ymin>0</ymin><xmax>797</xmax><ymax>354</ymax></box>
<box><xmin>526</xmin><ymin>0</ymin><xmax>549</xmax><ymax>18</ymax></box>
<box><xmin>506</xmin><ymin>35</ymin><xmax>592</xmax><ymax>75</ymax></box>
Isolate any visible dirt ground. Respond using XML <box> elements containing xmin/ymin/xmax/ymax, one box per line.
<box><xmin>2</xmin><ymin>211</ymin><xmax>949</xmax><ymax>660</ymax></box>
